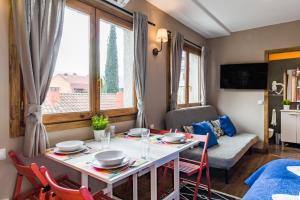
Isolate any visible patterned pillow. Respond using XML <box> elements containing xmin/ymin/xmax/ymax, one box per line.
<box><xmin>183</xmin><ymin>126</ymin><xmax>194</xmax><ymax>133</ymax></box>
<box><xmin>210</xmin><ymin>119</ymin><xmax>224</xmax><ymax>138</ymax></box>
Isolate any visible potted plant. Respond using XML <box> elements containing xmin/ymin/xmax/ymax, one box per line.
<box><xmin>282</xmin><ymin>99</ymin><xmax>291</xmax><ymax>110</ymax></box>
<box><xmin>91</xmin><ymin>115</ymin><xmax>109</xmax><ymax>141</ymax></box>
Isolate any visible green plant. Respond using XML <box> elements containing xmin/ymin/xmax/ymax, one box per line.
<box><xmin>282</xmin><ymin>99</ymin><xmax>291</xmax><ymax>105</ymax></box>
<box><xmin>91</xmin><ymin>115</ymin><xmax>109</xmax><ymax>130</ymax></box>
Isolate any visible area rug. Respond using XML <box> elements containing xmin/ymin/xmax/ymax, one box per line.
<box><xmin>180</xmin><ymin>182</ymin><xmax>241</xmax><ymax>200</ymax></box>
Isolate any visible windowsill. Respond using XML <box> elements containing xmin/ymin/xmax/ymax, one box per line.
<box><xmin>45</xmin><ymin>113</ymin><xmax>137</xmax><ymax>132</ymax></box>
<box><xmin>177</xmin><ymin>103</ymin><xmax>201</xmax><ymax>109</ymax></box>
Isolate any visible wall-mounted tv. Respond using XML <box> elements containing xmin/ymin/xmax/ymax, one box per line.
<box><xmin>220</xmin><ymin>63</ymin><xmax>268</xmax><ymax>89</ymax></box>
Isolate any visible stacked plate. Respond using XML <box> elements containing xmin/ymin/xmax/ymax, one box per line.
<box><xmin>54</xmin><ymin>140</ymin><xmax>86</xmax><ymax>155</ymax></box>
<box><xmin>128</xmin><ymin>128</ymin><xmax>148</xmax><ymax>137</ymax></box>
<box><xmin>162</xmin><ymin>133</ymin><xmax>186</xmax><ymax>144</ymax></box>
<box><xmin>91</xmin><ymin>150</ymin><xmax>129</xmax><ymax>169</ymax></box>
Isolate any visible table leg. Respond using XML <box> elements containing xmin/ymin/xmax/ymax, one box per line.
<box><xmin>174</xmin><ymin>157</ymin><xmax>180</xmax><ymax>200</ymax></box>
<box><xmin>107</xmin><ymin>183</ymin><xmax>113</xmax><ymax>197</ymax></box>
<box><xmin>150</xmin><ymin>165</ymin><xmax>157</xmax><ymax>200</ymax></box>
<box><xmin>81</xmin><ymin>173</ymin><xmax>88</xmax><ymax>187</ymax></box>
<box><xmin>133</xmin><ymin>174</ymin><xmax>138</xmax><ymax>200</ymax></box>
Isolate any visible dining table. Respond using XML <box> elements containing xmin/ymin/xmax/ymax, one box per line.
<box><xmin>45</xmin><ymin>132</ymin><xmax>202</xmax><ymax>200</ymax></box>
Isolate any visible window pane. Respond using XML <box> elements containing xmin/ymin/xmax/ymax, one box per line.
<box><xmin>189</xmin><ymin>53</ymin><xmax>200</xmax><ymax>103</ymax></box>
<box><xmin>43</xmin><ymin>7</ymin><xmax>90</xmax><ymax>114</ymax></box>
<box><xmin>99</xmin><ymin>20</ymin><xmax>134</xmax><ymax>110</ymax></box>
<box><xmin>178</xmin><ymin>51</ymin><xmax>187</xmax><ymax>104</ymax></box>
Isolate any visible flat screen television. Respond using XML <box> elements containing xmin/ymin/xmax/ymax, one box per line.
<box><xmin>220</xmin><ymin>63</ymin><xmax>268</xmax><ymax>89</ymax></box>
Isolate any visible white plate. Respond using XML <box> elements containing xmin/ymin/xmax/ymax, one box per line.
<box><xmin>91</xmin><ymin>157</ymin><xmax>130</xmax><ymax>169</ymax></box>
<box><xmin>54</xmin><ymin>146</ymin><xmax>86</xmax><ymax>155</ymax></box>
<box><xmin>95</xmin><ymin>150</ymin><xmax>125</xmax><ymax>166</ymax></box>
<box><xmin>162</xmin><ymin>133</ymin><xmax>185</xmax><ymax>143</ymax></box>
<box><xmin>56</xmin><ymin>140</ymin><xmax>84</xmax><ymax>152</ymax></box>
<box><xmin>128</xmin><ymin>128</ymin><xmax>148</xmax><ymax>137</ymax></box>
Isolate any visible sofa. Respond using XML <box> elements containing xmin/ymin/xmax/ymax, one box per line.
<box><xmin>165</xmin><ymin>105</ymin><xmax>258</xmax><ymax>183</ymax></box>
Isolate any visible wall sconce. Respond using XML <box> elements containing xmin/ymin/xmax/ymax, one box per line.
<box><xmin>152</xmin><ymin>28</ymin><xmax>168</xmax><ymax>56</ymax></box>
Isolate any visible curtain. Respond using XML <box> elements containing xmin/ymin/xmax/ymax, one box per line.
<box><xmin>200</xmin><ymin>46</ymin><xmax>208</xmax><ymax>105</ymax></box>
<box><xmin>170</xmin><ymin>32</ymin><xmax>184</xmax><ymax>110</ymax></box>
<box><xmin>12</xmin><ymin>0</ymin><xmax>65</xmax><ymax>157</ymax></box>
<box><xmin>133</xmin><ymin>12</ymin><xmax>148</xmax><ymax>128</ymax></box>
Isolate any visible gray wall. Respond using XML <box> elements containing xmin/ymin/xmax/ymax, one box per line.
<box><xmin>207</xmin><ymin>20</ymin><xmax>300</xmax><ymax>142</ymax></box>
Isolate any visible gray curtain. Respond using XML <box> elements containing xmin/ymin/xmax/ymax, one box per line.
<box><xmin>133</xmin><ymin>12</ymin><xmax>148</xmax><ymax>128</ymax></box>
<box><xmin>12</xmin><ymin>0</ymin><xmax>65</xmax><ymax>157</ymax></box>
<box><xmin>200</xmin><ymin>47</ymin><xmax>208</xmax><ymax>105</ymax></box>
<box><xmin>170</xmin><ymin>32</ymin><xmax>184</xmax><ymax>110</ymax></box>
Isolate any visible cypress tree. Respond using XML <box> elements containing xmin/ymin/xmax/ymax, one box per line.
<box><xmin>104</xmin><ymin>25</ymin><xmax>119</xmax><ymax>93</ymax></box>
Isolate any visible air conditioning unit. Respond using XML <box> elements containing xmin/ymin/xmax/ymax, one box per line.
<box><xmin>105</xmin><ymin>0</ymin><xmax>130</xmax><ymax>8</ymax></box>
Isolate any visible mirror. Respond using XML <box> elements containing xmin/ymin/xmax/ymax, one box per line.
<box><xmin>284</xmin><ymin>69</ymin><xmax>300</xmax><ymax>102</ymax></box>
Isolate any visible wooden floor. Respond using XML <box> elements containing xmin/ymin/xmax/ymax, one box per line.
<box><xmin>114</xmin><ymin>144</ymin><xmax>300</xmax><ymax>199</ymax></box>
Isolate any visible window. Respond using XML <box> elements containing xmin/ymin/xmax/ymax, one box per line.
<box><xmin>43</xmin><ymin>6</ymin><xmax>91</xmax><ymax>115</ymax></box>
<box><xmin>41</xmin><ymin>0</ymin><xmax>136</xmax><ymax>127</ymax></box>
<box><xmin>177</xmin><ymin>44</ymin><xmax>201</xmax><ymax>107</ymax></box>
<box><xmin>98</xmin><ymin>17</ymin><xmax>134</xmax><ymax>111</ymax></box>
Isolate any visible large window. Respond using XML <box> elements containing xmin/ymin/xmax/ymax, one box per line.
<box><xmin>42</xmin><ymin>0</ymin><xmax>136</xmax><ymax>126</ymax></box>
<box><xmin>177</xmin><ymin>44</ymin><xmax>201</xmax><ymax>107</ymax></box>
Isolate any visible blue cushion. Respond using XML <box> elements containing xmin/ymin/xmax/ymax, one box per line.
<box><xmin>219</xmin><ymin>115</ymin><xmax>236</xmax><ymax>137</ymax></box>
<box><xmin>192</xmin><ymin>121</ymin><xmax>218</xmax><ymax>148</ymax></box>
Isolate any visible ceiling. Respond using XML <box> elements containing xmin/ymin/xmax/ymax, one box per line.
<box><xmin>146</xmin><ymin>0</ymin><xmax>300</xmax><ymax>38</ymax></box>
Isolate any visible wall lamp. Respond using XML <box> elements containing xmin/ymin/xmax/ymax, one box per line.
<box><xmin>152</xmin><ymin>28</ymin><xmax>168</xmax><ymax>56</ymax></box>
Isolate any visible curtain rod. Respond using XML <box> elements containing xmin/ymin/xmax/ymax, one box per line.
<box><xmin>167</xmin><ymin>30</ymin><xmax>202</xmax><ymax>50</ymax></box>
<box><xmin>101</xmin><ymin>0</ymin><xmax>156</xmax><ymax>26</ymax></box>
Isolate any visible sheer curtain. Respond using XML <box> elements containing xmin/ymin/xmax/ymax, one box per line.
<box><xmin>170</xmin><ymin>32</ymin><xmax>184</xmax><ymax>110</ymax></box>
<box><xmin>200</xmin><ymin>46</ymin><xmax>208</xmax><ymax>105</ymax></box>
<box><xmin>12</xmin><ymin>0</ymin><xmax>65</xmax><ymax>157</ymax></box>
<box><xmin>133</xmin><ymin>12</ymin><xmax>148</xmax><ymax>128</ymax></box>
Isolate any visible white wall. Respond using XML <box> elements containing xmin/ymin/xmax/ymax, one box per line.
<box><xmin>207</xmin><ymin>20</ymin><xmax>300</xmax><ymax>142</ymax></box>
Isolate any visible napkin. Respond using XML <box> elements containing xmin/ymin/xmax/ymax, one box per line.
<box><xmin>287</xmin><ymin>166</ymin><xmax>300</xmax><ymax>176</ymax></box>
<box><xmin>272</xmin><ymin>194</ymin><xmax>300</xmax><ymax>200</ymax></box>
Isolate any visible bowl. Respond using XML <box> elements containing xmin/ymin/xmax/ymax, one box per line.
<box><xmin>56</xmin><ymin>140</ymin><xmax>84</xmax><ymax>152</ymax></box>
<box><xmin>162</xmin><ymin>133</ymin><xmax>185</xmax><ymax>143</ymax></box>
<box><xmin>94</xmin><ymin>150</ymin><xmax>125</xmax><ymax>166</ymax></box>
<box><xmin>128</xmin><ymin>128</ymin><xmax>149</xmax><ymax>137</ymax></box>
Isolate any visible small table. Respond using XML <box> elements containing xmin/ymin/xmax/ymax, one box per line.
<box><xmin>45</xmin><ymin>134</ymin><xmax>201</xmax><ymax>200</ymax></box>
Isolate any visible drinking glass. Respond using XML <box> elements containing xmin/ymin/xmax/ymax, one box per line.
<box><xmin>141</xmin><ymin>129</ymin><xmax>150</xmax><ymax>159</ymax></box>
<box><xmin>101</xmin><ymin>130</ymin><xmax>111</xmax><ymax>149</ymax></box>
<box><xmin>110</xmin><ymin>125</ymin><xmax>116</xmax><ymax>138</ymax></box>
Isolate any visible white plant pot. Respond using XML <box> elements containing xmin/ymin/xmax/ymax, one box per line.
<box><xmin>94</xmin><ymin>130</ymin><xmax>105</xmax><ymax>142</ymax></box>
<box><xmin>283</xmin><ymin>105</ymin><xmax>290</xmax><ymax>110</ymax></box>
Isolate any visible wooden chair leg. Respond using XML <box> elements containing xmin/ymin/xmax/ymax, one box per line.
<box><xmin>193</xmin><ymin>165</ymin><xmax>204</xmax><ymax>200</ymax></box>
<box><xmin>205</xmin><ymin>155</ymin><xmax>211</xmax><ymax>200</ymax></box>
<box><xmin>13</xmin><ymin>174</ymin><xmax>23</xmax><ymax>200</ymax></box>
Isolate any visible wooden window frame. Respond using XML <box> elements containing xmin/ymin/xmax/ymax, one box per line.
<box><xmin>177</xmin><ymin>43</ymin><xmax>201</xmax><ymax>108</ymax></box>
<box><xmin>9</xmin><ymin>0</ymin><xmax>137</xmax><ymax>136</ymax></box>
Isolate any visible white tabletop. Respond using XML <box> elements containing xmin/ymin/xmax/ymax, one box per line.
<box><xmin>45</xmin><ymin>134</ymin><xmax>201</xmax><ymax>185</ymax></box>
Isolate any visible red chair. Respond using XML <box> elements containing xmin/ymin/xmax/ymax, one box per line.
<box><xmin>9</xmin><ymin>151</ymin><xmax>80</xmax><ymax>200</ymax></box>
<box><xmin>161</xmin><ymin>133</ymin><xmax>211</xmax><ymax>200</ymax></box>
<box><xmin>38</xmin><ymin>165</ymin><xmax>113</xmax><ymax>200</ymax></box>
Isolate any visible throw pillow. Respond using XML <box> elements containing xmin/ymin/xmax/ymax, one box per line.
<box><xmin>219</xmin><ymin>115</ymin><xmax>236</xmax><ymax>137</ymax></box>
<box><xmin>210</xmin><ymin>119</ymin><xmax>224</xmax><ymax>138</ymax></box>
<box><xmin>183</xmin><ymin>125</ymin><xmax>194</xmax><ymax>133</ymax></box>
<box><xmin>192</xmin><ymin>121</ymin><xmax>218</xmax><ymax>148</ymax></box>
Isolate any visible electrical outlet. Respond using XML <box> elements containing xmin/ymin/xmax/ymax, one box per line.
<box><xmin>0</xmin><ymin>148</ymin><xmax>6</xmax><ymax>160</ymax></box>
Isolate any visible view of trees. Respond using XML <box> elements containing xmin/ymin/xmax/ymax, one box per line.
<box><xmin>104</xmin><ymin>25</ymin><xmax>119</xmax><ymax>93</ymax></box>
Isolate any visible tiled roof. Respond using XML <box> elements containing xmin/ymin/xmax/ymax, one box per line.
<box><xmin>42</xmin><ymin>93</ymin><xmax>119</xmax><ymax>114</ymax></box>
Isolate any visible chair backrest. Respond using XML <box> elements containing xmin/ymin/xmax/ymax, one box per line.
<box><xmin>8</xmin><ymin>151</ymin><xmax>40</xmax><ymax>189</ymax></box>
<box><xmin>40</xmin><ymin>166</ymin><xmax>94</xmax><ymax>200</ymax></box>
<box><xmin>198</xmin><ymin>133</ymin><xmax>209</xmax><ymax>164</ymax></box>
